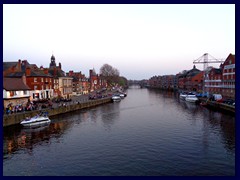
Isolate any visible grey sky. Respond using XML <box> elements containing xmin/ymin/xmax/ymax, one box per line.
<box><xmin>3</xmin><ymin>4</ymin><xmax>235</xmax><ymax>80</ymax></box>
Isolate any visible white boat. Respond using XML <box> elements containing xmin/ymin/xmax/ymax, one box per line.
<box><xmin>185</xmin><ymin>95</ymin><xmax>199</xmax><ymax>103</ymax></box>
<box><xmin>20</xmin><ymin>113</ymin><xmax>51</xmax><ymax>127</ymax></box>
<box><xmin>179</xmin><ymin>93</ymin><xmax>188</xmax><ymax>100</ymax></box>
<box><xmin>112</xmin><ymin>95</ymin><xmax>121</xmax><ymax>102</ymax></box>
<box><xmin>119</xmin><ymin>94</ymin><xmax>125</xmax><ymax>99</ymax></box>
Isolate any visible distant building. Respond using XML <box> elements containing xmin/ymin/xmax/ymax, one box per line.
<box><xmin>47</xmin><ymin>54</ymin><xmax>68</xmax><ymax>98</ymax></box>
<box><xmin>191</xmin><ymin>71</ymin><xmax>204</xmax><ymax>92</ymax></box>
<box><xmin>177</xmin><ymin>65</ymin><xmax>202</xmax><ymax>92</ymax></box>
<box><xmin>58</xmin><ymin>76</ymin><xmax>73</xmax><ymax>99</ymax></box>
<box><xmin>89</xmin><ymin>69</ymin><xmax>99</xmax><ymax>92</ymax></box>
<box><xmin>67</xmin><ymin>71</ymin><xmax>89</xmax><ymax>95</ymax></box>
<box><xmin>149</xmin><ymin>75</ymin><xmax>177</xmax><ymax>90</ymax></box>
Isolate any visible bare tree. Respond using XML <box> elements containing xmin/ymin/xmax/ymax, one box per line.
<box><xmin>100</xmin><ymin>64</ymin><xmax>119</xmax><ymax>77</ymax></box>
<box><xmin>100</xmin><ymin>64</ymin><xmax>120</xmax><ymax>86</ymax></box>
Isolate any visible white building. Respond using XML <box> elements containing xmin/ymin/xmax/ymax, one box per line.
<box><xmin>3</xmin><ymin>77</ymin><xmax>31</xmax><ymax>109</ymax></box>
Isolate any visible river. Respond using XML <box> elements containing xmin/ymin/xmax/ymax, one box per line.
<box><xmin>3</xmin><ymin>86</ymin><xmax>235</xmax><ymax>176</ymax></box>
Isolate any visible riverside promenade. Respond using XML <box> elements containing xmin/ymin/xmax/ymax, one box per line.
<box><xmin>198</xmin><ymin>97</ymin><xmax>235</xmax><ymax>114</ymax></box>
<box><xmin>3</xmin><ymin>97</ymin><xmax>112</xmax><ymax>127</ymax></box>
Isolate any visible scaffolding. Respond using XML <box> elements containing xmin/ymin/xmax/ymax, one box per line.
<box><xmin>193</xmin><ymin>53</ymin><xmax>224</xmax><ymax>95</ymax></box>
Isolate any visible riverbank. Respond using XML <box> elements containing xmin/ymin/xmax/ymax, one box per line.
<box><xmin>198</xmin><ymin>97</ymin><xmax>235</xmax><ymax>114</ymax></box>
<box><xmin>3</xmin><ymin>97</ymin><xmax>112</xmax><ymax>127</ymax></box>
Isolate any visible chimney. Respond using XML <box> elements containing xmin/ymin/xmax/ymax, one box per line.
<box><xmin>21</xmin><ymin>60</ymin><xmax>28</xmax><ymax>71</ymax></box>
<box><xmin>54</xmin><ymin>67</ymin><xmax>57</xmax><ymax>77</ymax></box>
<box><xmin>22</xmin><ymin>74</ymin><xmax>27</xmax><ymax>85</ymax></box>
<box><xmin>59</xmin><ymin>62</ymin><xmax>61</xmax><ymax>69</ymax></box>
<box><xmin>18</xmin><ymin>59</ymin><xmax>21</xmax><ymax>71</ymax></box>
<box><xmin>89</xmin><ymin>69</ymin><xmax>93</xmax><ymax>78</ymax></box>
<box><xmin>69</xmin><ymin>70</ymin><xmax>73</xmax><ymax>76</ymax></box>
<box><xmin>26</xmin><ymin>67</ymin><xmax>31</xmax><ymax>76</ymax></box>
<box><xmin>44</xmin><ymin>68</ymin><xmax>49</xmax><ymax>75</ymax></box>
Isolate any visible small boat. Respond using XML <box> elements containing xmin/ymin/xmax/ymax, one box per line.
<box><xmin>119</xmin><ymin>94</ymin><xmax>125</xmax><ymax>99</ymax></box>
<box><xmin>112</xmin><ymin>95</ymin><xmax>121</xmax><ymax>102</ymax></box>
<box><xmin>185</xmin><ymin>95</ymin><xmax>199</xmax><ymax>103</ymax></box>
<box><xmin>179</xmin><ymin>93</ymin><xmax>188</xmax><ymax>100</ymax></box>
<box><xmin>20</xmin><ymin>112</ymin><xmax>51</xmax><ymax>127</ymax></box>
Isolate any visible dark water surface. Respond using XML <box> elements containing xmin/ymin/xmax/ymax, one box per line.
<box><xmin>3</xmin><ymin>86</ymin><xmax>235</xmax><ymax>176</ymax></box>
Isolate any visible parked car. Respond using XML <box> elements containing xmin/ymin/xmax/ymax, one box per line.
<box><xmin>223</xmin><ymin>99</ymin><xmax>235</xmax><ymax>106</ymax></box>
<box><xmin>213</xmin><ymin>94</ymin><xmax>223</xmax><ymax>101</ymax></box>
<box><xmin>209</xmin><ymin>94</ymin><xmax>222</xmax><ymax>101</ymax></box>
<box><xmin>196</xmin><ymin>92</ymin><xmax>208</xmax><ymax>98</ymax></box>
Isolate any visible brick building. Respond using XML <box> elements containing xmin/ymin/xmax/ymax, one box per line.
<box><xmin>3</xmin><ymin>60</ymin><xmax>54</xmax><ymax>101</ymax></box>
<box><xmin>221</xmin><ymin>53</ymin><xmax>235</xmax><ymax>99</ymax></box>
<box><xmin>205</xmin><ymin>67</ymin><xmax>222</xmax><ymax>95</ymax></box>
<box><xmin>67</xmin><ymin>71</ymin><xmax>89</xmax><ymax>95</ymax></box>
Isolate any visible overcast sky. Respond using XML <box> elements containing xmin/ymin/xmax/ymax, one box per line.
<box><xmin>3</xmin><ymin>4</ymin><xmax>235</xmax><ymax>80</ymax></box>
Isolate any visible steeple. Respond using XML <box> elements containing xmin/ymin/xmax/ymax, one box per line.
<box><xmin>49</xmin><ymin>54</ymin><xmax>56</xmax><ymax>68</ymax></box>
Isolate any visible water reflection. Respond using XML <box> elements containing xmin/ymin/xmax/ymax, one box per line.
<box><xmin>3</xmin><ymin>88</ymin><xmax>235</xmax><ymax>176</ymax></box>
<box><xmin>3</xmin><ymin>114</ymin><xmax>75</xmax><ymax>159</ymax></box>
<box><xmin>100</xmin><ymin>103</ymin><xmax>120</xmax><ymax>131</ymax></box>
<box><xmin>144</xmin><ymin>88</ymin><xmax>235</xmax><ymax>154</ymax></box>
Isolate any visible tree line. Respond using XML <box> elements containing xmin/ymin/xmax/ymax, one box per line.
<box><xmin>100</xmin><ymin>63</ymin><xmax>128</xmax><ymax>88</ymax></box>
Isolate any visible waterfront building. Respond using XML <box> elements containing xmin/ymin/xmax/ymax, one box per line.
<box><xmin>67</xmin><ymin>71</ymin><xmax>90</xmax><ymax>95</ymax></box>
<box><xmin>48</xmin><ymin>54</ymin><xmax>67</xmax><ymax>98</ymax></box>
<box><xmin>148</xmin><ymin>76</ymin><xmax>158</xmax><ymax>88</ymax></box>
<box><xmin>58</xmin><ymin>76</ymin><xmax>73</xmax><ymax>99</ymax></box>
<box><xmin>3</xmin><ymin>60</ymin><xmax>22</xmax><ymax>77</ymax></box>
<box><xmin>3</xmin><ymin>76</ymin><xmax>31</xmax><ymax>109</ymax></box>
<box><xmin>191</xmin><ymin>71</ymin><xmax>204</xmax><ymax>92</ymax></box>
<box><xmin>149</xmin><ymin>75</ymin><xmax>177</xmax><ymax>90</ymax></box>
<box><xmin>184</xmin><ymin>65</ymin><xmax>201</xmax><ymax>91</ymax></box>
<box><xmin>89</xmin><ymin>69</ymin><xmax>99</xmax><ymax>92</ymax></box>
<box><xmin>3</xmin><ymin>60</ymin><xmax>54</xmax><ymax>101</ymax></box>
<box><xmin>205</xmin><ymin>67</ymin><xmax>222</xmax><ymax>95</ymax></box>
<box><xmin>177</xmin><ymin>70</ymin><xmax>188</xmax><ymax>90</ymax></box>
<box><xmin>221</xmin><ymin>53</ymin><xmax>235</xmax><ymax>99</ymax></box>
<box><xmin>177</xmin><ymin>66</ymin><xmax>203</xmax><ymax>92</ymax></box>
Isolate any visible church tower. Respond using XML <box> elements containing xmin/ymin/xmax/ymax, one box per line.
<box><xmin>49</xmin><ymin>54</ymin><xmax>56</xmax><ymax>69</ymax></box>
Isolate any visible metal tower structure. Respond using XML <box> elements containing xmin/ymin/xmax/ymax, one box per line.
<box><xmin>193</xmin><ymin>53</ymin><xmax>225</xmax><ymax>94</ymax></box>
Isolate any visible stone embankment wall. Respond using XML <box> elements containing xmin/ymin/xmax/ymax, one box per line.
<box><xmin>3</xmin><ymin>98</ymin><xmax>112</xmax><ymax>127</ymax></box>
<box><xmin>198</xmin><ymin>97</ymin><xmax>235</xmax><ymax>114</ymax></box>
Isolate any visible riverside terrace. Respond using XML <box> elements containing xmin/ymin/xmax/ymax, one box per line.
<box><xmin>3</xmin><ymin>96</ymin><xmax>112</xmax><ymax>127</ymax></box>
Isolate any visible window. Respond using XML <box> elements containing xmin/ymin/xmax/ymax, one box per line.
<box><xmin>10</xmin><ymin>91</ymin><xmax>16</xmax><ymax>96</ymax></box>
<box><xmin>34</xmin><ymin>78</ymin><xmax>37</xmax><ymax>82</ymax></box>
<box><xmin>34</xmin><ymin>85</ymin><xmax>38</xmax><ymax>90</ymax></box>
<box><xmin>23</xmin><ymin>90</ymin><xmax>27</xmax><ymax>95</ymax></box>
<box><xmin>41</xmin><ymin>78</ymin><xmax>43</xmax><ymax>82</ymax></box>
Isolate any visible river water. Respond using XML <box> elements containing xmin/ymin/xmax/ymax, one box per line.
<box><xmin>3</xmin><ymin>86</ymin><xmax>235</xmax><ymax>176</ymax></box>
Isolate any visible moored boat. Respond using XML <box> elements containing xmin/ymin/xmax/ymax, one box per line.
<box><xmin>185</xmin><ymin>95</ymin><xmax>199</xmax><ymax>103</ymax></box>
<box><xmin>112</xmin><ymin>95</ymin><xmax>121</xmax><ymax>102</ymax></box>
<box><xmin>119</xmin><ymin>94</ymin><xmax>125</xmax><ymax>99</ymax></box>
<box><xmin>20</xmin><ymin>112</ymin><xmax>51</xmax><ymax>127</ymax></box>
<box><xmin>179</xmin><ymin>93</ymin><xmax>188</xmax><ymax>100</ymax></box>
